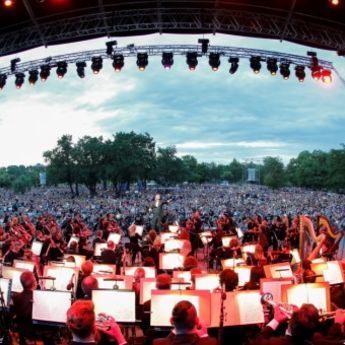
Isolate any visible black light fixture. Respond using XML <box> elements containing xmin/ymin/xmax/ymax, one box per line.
<box><xmin>15</xmin><ymin>73</ymin><xmax>25</xmax><ymax>89</ymax></box>
<box><xmin>161</xmin><ymin>52</ymin><xmax>174</xmax><ymax>70</ymax></box>
<box><xmin>186</xmin><ymin>52</ymin><xmax>198</xmax><ymax>71</ymax></box>
<box><xmin>106</xmin><ymin>40</ymin><xmax>117</xmax><ymax>55</ymax></box>
<box><xmin>76</xmin><ymin>61</ymin><xmax>86</xmax><ymax>78</ymax></box>
<box><xmin>10</xmin><ymin>58</ymin><xmax>20</xmax><ymax>72</ymax></box>
<box><xmin>28</xmin><ymin>70</ymin><xmax>39</xmax><ymax>85</ymax></box>
<box><xmin>56</xmin><ymin>61</ymin><xmax>68</xmax><ymax>79</ymax></box>
<box><xmin>208</xmin><ymin>53</ymin><xmax>220</xmax><ymax>71</ymax></box>
<box><xmin>91</xmin><ymin>57</ymin><xmax>103</xmax><ymax>74</ymax></box>
<box><xmin>250</xmin><ymin>56</ymin><xmax>261</xmax><ymax>74</ymax></box>
<box><xmin>279</xmin><ymin>63</ymin><xmax>290</xmax><ymax>80</ymax></box>
<box><xmin>112</xmin><ymin>54</ymin><xmax>124</xmax><ymax>72</ymax></box>
<box><xmin>295</xmin><ymin>65</ymin><xmax>306</xmax><ymax>82</ymax></box>
<box><xmin>0</xmin><ymin>74</ymin><xmax>7</xmax><ymax>90</ymax></box>
<box><xmin>136</xmin><ymin>53</ymin><xmax>148</xmax><ymax>71</ymax></box>
<box><xmin>228</xmin><ymin>57</ymin><xmax>239</xmax><ymax>74</ymax></box>
<box><xmin>198</xmin><ymin>39</ymin><xmax>210</xmax><ymax>54</ymax></box>
<box><xmin>267</xmin><ymin>58</ymin><xmax>278</xmax><ymax>76</ymax></box>
<box><xmin>40</xmin><ymin>64</ymin><xmax>51</xmax><ymax>81</ymax></box>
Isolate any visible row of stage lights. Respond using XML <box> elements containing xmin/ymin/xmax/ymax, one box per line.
<box><xmin>0</xmin><ymin>51</ymin><xmax>333</xmax><ymax>90</ymax></box>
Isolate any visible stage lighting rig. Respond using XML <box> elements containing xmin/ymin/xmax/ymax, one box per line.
<box><xmin>250</xmin><ymin>56</ymin><xmax>261</xmax><ymax>74</ymax></box>
<box><xmin>209</xmin><ymin>53</ymin><xmax>220</xmax><ymax>71</ymax></box>
<box><xmin>4</xmin><ymin>0</ymin><xmax>14</xmax><ymax>7</ymax></box>
<box><xmin>0</xmin><ymin>74</ymin><xmax>7</xmax><ymax>90</ymax></box>
<box><xmin>56</xmin><ymin>61</ymin><xmax>67</xmax><ymax>79</ymax></box>
<box><xmin>76</xmin><ymin>61</ymin><xmax>86</xmax><ymax>78</ymax></box>
<box><xmin>228</xmin><ymin>57</ymin><xmax>239</xmax><ymax>74</ymax></box>
<box><xmin>40</xmin><ymin>65</ymin><xmax>51</xmax><ymax>81</ymax></box>
<box><xmin>106</xmin><ymin>41</ymin><xmax>117</xmax><ymax>55</ymax></box>
<box><xmin>321</xmin><ymin>69</ymin><xmax>332</xmax><ymax>84</ymax></box>
<box><xmin>15</xmin><ymin>73</ymin><xmax>25</xmax><ymax>89</ymax></box>
<box><xmin>279</xmin><ymin>63</ymin><xmax>290</xmax><ymax>80</ymax></box>
<box><xmin>186</xmin><ymin>52</ymin><xmax>198</xmax><ymax>71</ymax></box>
<box><xmin>137</xmin><ymin>53</ymin><xmax>148</xmax><ymax>71</ymax></box>
<box><xmin>295</xmin><ymin>65</ymin><xmax>305</xmax><ymax>82</ymax></box>
<box><xmin>28</xmin><ymin>70</ymin><xmax>38</xmax><ymax>85</ymax></box>
<box><xmin>198</xmin><ymin>39</ymin><xmax>209</xmax><ymax>54</ymax></box>
<box><xmin>162</xmin><ymin>52</ymin><xmax>174</xmax><ymax>70</ymax></box>
<box><xmin>91</xmin><ymin>57</ymin><xmax>103</xmax><ymax>74</ymax></box>
<box><xmin>267</xmin><ymin>58</ymin><xmax>278</xmax><ymax>76</ymax></box>
<box><xmin>113</xmin><ymin>54</ymin><xmax>124</xmax><ymax>72</ymax></box>
<box><xmin>10</xmin><ymin>58</ymin><xmax>20</xmax><ymax>72</ymax></box>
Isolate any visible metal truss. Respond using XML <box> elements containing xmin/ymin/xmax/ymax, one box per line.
<box><xmin>0</xmin><ymin>7</ymin><xmax>345</xmax><ymax>57</ymax></box>
<box><xmin>0</xmin><ymin>44</ymin><xmax>334</xmax><ymax>77</ymax></box>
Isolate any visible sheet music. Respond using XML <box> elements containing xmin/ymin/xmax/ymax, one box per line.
<box><xmin>260</xmin><ymin>279</ymin><xmax>293</xmax><ymax>303</ymax></box>
<box><xmin>323</xmin><ymin>261</ymin><xmax>344</xmax><ymax>285</ymax></box>
<box><xmin>195</xmin><ymin>274</ymin><xmax>220</xmax><ymax>291</ymax></box>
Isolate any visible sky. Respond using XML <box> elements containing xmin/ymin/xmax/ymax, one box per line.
<box><xmin>0</xmin><ymin>33</ymin><xmax>345</xmax><ymax>167</ymax></box>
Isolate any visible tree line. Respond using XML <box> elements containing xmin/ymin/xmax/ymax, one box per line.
<box><xmin>0</xmin><ymin>132</ymin><xmax>344</xmax><ymax>195</ymax></box>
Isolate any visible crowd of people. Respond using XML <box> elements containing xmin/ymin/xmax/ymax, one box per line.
<box><xmin>0</xmin><ymin>183</ymin><xmax>345</xmax><ymax>345</ymax></box>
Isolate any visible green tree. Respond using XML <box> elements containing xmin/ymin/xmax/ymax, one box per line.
<box><xmin>261</xmin><ymin>156</ymin><xmax>285</xmax><ymax>189</ymax></box>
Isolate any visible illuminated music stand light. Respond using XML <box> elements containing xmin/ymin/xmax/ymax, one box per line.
<box><xmin>1</xmin><ymin>266</ymin><xmax>26</xmax><ymax>293</ymax></box>
<box><xmin>263</xmin><ymin>263</ymin><xmax>293</xmax><ymax>279</ymax></box>
<box><xmin>150</xmin><ymin>289</ymin><xmax>211</xmax><ymax>327</ymax></box>
<box><xmin>160</xmin><ymin>232</ymin><xmax>178</xmax><ymax>244</ymax></box>
<box><xmin>92</xmin><ymin>289</ymin><xmax>136</xmax><ymax>323</ymax></box>
<box><xmin>13</xmin><ymin>260</ymin><xmax>35</xmax><ymax>272</ymax></box>
<box><xmin>281</xmin><ymin>282</ymin><xmax>331</xmax><ymax>313</ymax></box>
<box><xmin>234</xmin><ymin>266</ymin><xmax>252</xmax><ymax>287</ymax></box>
<box><xmin>0</xmin><ymin>278</ymin><xmax>12</xmax><ymax>308</ymax></box>
<box><xmin>124</xmin><ymin>266</ymin><xmax>156</xmax><ymax>278</ymax></box>
<box><xmin>221</xmin><ymin>258</ymin><xmax>245</xmax><ymax>269</ymax></box>
<box><xmin>168</xmin><ymin>225</ymin><xmax>179</xmax><ymax>233</ymax></box>
<box><xmin>94</xmin><ymin>274</ymin><xmax>133</xmax><ymax>290</ymax></box>
<box><xmin>93</xmin><ymin>264</ymin><xmax>116</xmax><ymax>275</ymax></box>
<box><xmin>210</xmin><ymin>290</ymin><xmax>264</xmax><ymax>327</ymax></box>
<box><xmin>107</xmin><ymin>233</ymin><xmax>122</xmax><ymax>245</ymax></box>
<box><xmin>260</xmin><ymin>278</ymin><xmax>294</xmax><ymax>304</ymax></box>
<box><xmin>164</xmin><ymin>239</ymin><xmax>184</xmax><ymax>252</ymax></box>
<box><xmin>31</xmin><ymin>241</ymin><xmax>43</xmax><ymax>256</ymax></box>
<box><xmin>32</xmin><ymin>290</ymin><xmax>72</xmax><ymax>325</ymax></box>
<box><xmin>221</xmin><ymin>236</ymin><xmax>236</xmax><ymax>248</ymax></box>
<box><xmin>94</xmin><ymin>243</ymin><xmax>108</xmax><ymax>257</ymax></box>
<box><xmin>159</xmin><ymin>253</ymin><xmax>184</xmax><ymax>270</ymax></box>
<box><xmin>194</xmin><ymin>274</ymin><xmax>220</xmax><ymax>292</ymax></box>
<box><xmin>63</xmin><ymin>254</ymin><xmax>86</xmax><ymax>269</ymax></box>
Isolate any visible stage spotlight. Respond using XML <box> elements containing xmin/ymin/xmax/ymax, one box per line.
<box><xmin>329</xmin><ymin>0</ymin><xmax>339</xmax><ymax>5</ymax></box>
<box><xmin>136</xmin><ymin>53</ymin><xmax>148</xmax><ymax>71</ymax></box>
<box><xmin>321</xmin><ymin>69</ymin><xmax>332</xmax><ymax>84</ymax></box>
<box><xmin>28</xmin><ymin>70</ymin><xmax>39</xmax><ymax>85</ymax></box>
<box><xmin>113</xmin><ymin>54</ymin><xmax>124</xmax><ymax>72</ymax></box>
<box><xmin>106</xmin><ymin>40</ymin><xmax>117</xmax><ymax>55</ymax></box>
<box><xmin>250</xmin><ymin>56</ymin><xmax>261</xmax><ymax>74</ymax></box>
<box><xmin>228</xmin><ymin>57</ymin><xmax>239</xmax><ymax>74</ymax></box>
<box><xmin>161</xmin><ymin>52</ymin><xmax>174</xmax><ymax>70</ymax></box>
<box><xmin>311</xmin><ymin>65</ymin><xmax>322</xmax><ymax>81</ymax></box>
<box><xmin>0</xmin><ymin>74</ymin><xmax>7</xmax><ymax>90</ymax></box>
<box><xmin>267</xmin><ymin>58</ymin><xmax>278</xmax><ymax>76</ymax></box>
<box><xmin>186</xmin><ymin>52</ymin><xmax>198</xmax><ymax>71</ymax></box>
<box><xmin>10</xmin><ymin>58</ymin><xmax>20</xmax><ymax>72</ymax></box>
<box><xmin>4</xmin><ymin>0</ymin><xmax>14</xmax><ymax>7</ymax></box>
<box><xmin>15</xmin><ymin>73</ymin><xmax>25</xmax><ymax>89</ymax></box>
<box><xmin>76</xmin><ymin>61</ymin><xmax>86</xmax><ymax>78</ymax></box>
<box><xmin>40</xmin><ymin>65</ymin><xmax>51</xmax><ymax>81</ymax></box>
<box><xmin>198</xmin><ymin>39</ymin><xmax>209</xmax><ymax>54</ymax></box>
<box><xmin>56</xmin><ymin>61</ymin><xmax>67</xmax><ymax>79</ymax></box>
<box><xmin>91</xmin><ymin>57</ymin><xmax>103</xmax><ymax>74</ymax></box>
<box><xmin>279</xmin><ymin>63</ymin><xmax>290</xmax><ymax>80</ymax></box>
<box><xmin>295</xmin><ymin>65</ymin><xmax>306</xmax><ymax>82</ymax></box>
<box><xmin>209</xmin><ymin>53</ymin><xmax>220</xmax><ymax>71</ymax></box>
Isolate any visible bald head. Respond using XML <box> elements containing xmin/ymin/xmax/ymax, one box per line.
<box><xmin>81</xmin><ymin>276</ymin><xmax>99</xmax><ymax>297</ymax></box>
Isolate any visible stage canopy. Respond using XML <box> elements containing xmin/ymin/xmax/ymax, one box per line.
<box><xmin>1</xmin><ymin>0</ymin><xmax>345</xmax><ymax>57</ymax></box>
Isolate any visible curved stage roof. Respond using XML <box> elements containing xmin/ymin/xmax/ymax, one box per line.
<box><xmin>1</xmin><ymin>0</ymin><xmax>345</xmax><ymax>57</ymax></box>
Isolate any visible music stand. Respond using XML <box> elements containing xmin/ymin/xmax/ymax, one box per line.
<box><xmin>164</xmin><ymin>239</ymin><xmax>184</xmax><ymax>253</ymax></box>
<box><xmin>67</xmin><ymin>236</ymin><xmax>79</xmax><ymax>248</ymax></box>
<box><xmin>150</xmin><ymin>289</ymin><xmax>211</xmax><ymax>327</ymax></box>
<box><xmin>92</xmin><ymin>289</ymin><xmax>136</xmax><ymax>323</ymax></box>
<box><xmin>263</xmin><ymin>263</ymin><xmax>293</xmax><ymax>279</ymax></box>
<box><xmin>13</xmin><ymin>260</ymin><xmax>35</xmax><ymax>272</ymax></box>
<box><xmin>159</xmin><ymin>253</ymin><xmax>184</xmax><ymax>270</ymax></box>
<box><xmin>260</xmin><ymin>278</ymin><xmax>294</xmax><ymax>304</ymax></box>
<box><xmin>124</xmin><ymin>266</ymin><xmax>156</xmax><ymax>278</ymax></box>
<box><xmin>31</xmin><ymin>241</ymin><xmax>43</xmax><ymax>256</ymax></box>
<box><xmin>1</xmin><ymin>266</ymin><xmax>26</xmax><ymax>293</ymax></box>
<box><xmin>172</xmin><ymin>270</ymin><xmax>192</xmax><ymax>283</ymax></box>
<box><xmin>168</xmin><ymin>225</ymin><xmax>179</xmax><ymax>233</ymax></box>
<box><xmin>32</xmin><ymin>290</ymin><xmax>72</xmax><ymax>326</ymax></box>
<box><xmin>94</xmin><ymin>243</ymin><xmax>108</xmax><ymax>257</ymax></box>
<box><xmin>221</xmin><ymin>236</ymin><xmax>236</xmax><ymax>248</ymax></box>
<box><xmin>194</xmin><ymin>274</ymin><xmax>220</xmax><ymax>292</ymax></box>
<box><xmin>63</xmin><ymin>254</ymin><xmax>86</xmax><ymax>269</ymax></box>
<box><xmin>107</xmin><ymin>233</ymin><xmax>121</xmax><ymax>245</ymax></box>
<box><xmin>93</xmin><ymin>264</ymin><xmax>116</xmax><ymax>275</ymax></box>
<box><xmin>42</xmin><ymin>266</ymin><xmax>79</xmax><ymax>293</ymax></box>
<box><xmin>160</xmin><ymin>232</ymin><xmax>178</xmax><ymax>244</ymax></box>
<box><xmin>234</xmin><ymin>266</ymin><xmax>253</xmax><ymax>287</ymax></box>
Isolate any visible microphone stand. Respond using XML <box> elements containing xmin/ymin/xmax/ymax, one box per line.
<box><xmin>218</xmin><ymin>285</ymin><xmax>226</xmax><ymax>345</ymax></box>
